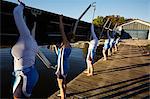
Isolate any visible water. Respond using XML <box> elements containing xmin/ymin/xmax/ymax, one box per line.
<box><xmin>0</xmin><ymin>47</ymin><xmax>86</xmax><ymax>98</ymax></box>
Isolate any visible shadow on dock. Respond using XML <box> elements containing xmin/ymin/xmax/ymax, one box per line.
<box><xmin>67</xmin><ymin>74</ymin><xmax>150</xmax><ymax>98</ymax></box>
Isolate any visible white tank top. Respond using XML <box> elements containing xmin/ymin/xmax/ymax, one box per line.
<box><xmin>89</xmin><ymin>39</ymin><xmax>98</xmax><ymax>52</ymax></box>
<box><xmin>88</xmin><ymin>24</ymin><xmax>98</xmax><ymax>52</ymax></box>
<box><xmin>12</xmin><ymin>4</ymin><xmax>38</xmax><ymax>71</ymax></box>
<box><xmin>11</xmin><ymin>35</ymin><xmax>38</xmax><ymax>70</ymax></box>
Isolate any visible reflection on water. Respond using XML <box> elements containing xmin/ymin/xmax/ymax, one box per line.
<box><xmin>0</xmin><ymin>47</ymin><xmax>86</xmax><ymax>98</ymax></box>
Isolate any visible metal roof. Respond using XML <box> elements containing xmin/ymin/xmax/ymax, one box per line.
<box><xmin>119</xmin><ymin>19</ymin><xmax>150</xmax><ymax>27</ymax></box>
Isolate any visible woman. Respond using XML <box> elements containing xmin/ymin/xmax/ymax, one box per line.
<box><xmin>108</xmin><ymin>30</ymin><xmax>117</xmax><ymax>56</ymax></box>
<box><xmin>114</xmin><ymin>36</ymin><xmax>120</xmax><ymax>52</ymax></box>
<box><xmin>108</xmin><ymin>38</ymin><xmax>114</xmax><ymax>56</ymax></box>
<box><xmin>12</xmin><ymin>1</ymin><xmax>39</xmax><ymax>98</ymax></box>
<box><xmin>102</xmin><ymin>29</ymin><xmax>111</xmax><ymax>61</ymax></box>
<box><xmin>55</xmin><ymin>15</ymin><xmax>72</xmax><ymax>99</ymax></box>
<box><xmin>84</xmin><ymin>23</ymin><xmax>98</xmax><ymax>76</ymax></box>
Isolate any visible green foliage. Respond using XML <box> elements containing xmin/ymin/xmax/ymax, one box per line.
<box><xmin>93</xmin><ymin>16</ymin><xmax>104</xmax><ymax>27</ymax></box>
<box><xmin>91</xmin><ymin>15</ymin><xmax>134</xmax><ymax>39</ymax></box>
<box><xmin>93</xmin><ymin>15</ymin><xmax>131</xmax><ymax>28</ymax></box>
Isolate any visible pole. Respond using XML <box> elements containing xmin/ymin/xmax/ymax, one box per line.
<box><xmin>99</xmin><ymin>18</ymin><xmax>110</xmax><ymax>39</ymax></box>
<box><xmin>106</xmin><ymin>21</ymin><xmax>112</xmax><ymax>39</ymax></box>
<box><xmin>113</xmin><ymin>23</ymin><xmax>117</xmax><ymax>31</ymax></box>
<box><xmin>92</xmin><ymin>2</ymin><xmax>96</xmax><ymax>21</ymax></box>
<box><xmin>72</xmin><ymin>2</ymin><xmax>96</xmax><ymax>41</ymax></box>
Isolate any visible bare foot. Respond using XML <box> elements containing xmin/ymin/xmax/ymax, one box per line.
<box><xmin>57</xmin><ymin>94</ymin><xmax>61</xmax><ymax>97</ymax></box>
<box><xmin>84</xmin><ymin>70</ymin><xmax>88</xmax><ymax>74</ymax></box>
<box><xmin>57</xmin><ymin>91</ymin><xmax>61</xmax><ymax>97</ymax></box>
<box><xmin>108</xmin><ymin>54</ymin><xmax>111</xmax><ymax>56</ymax></box>
<box><xmin>87</xmin><ymin>73</ymin><xmax>93</xmax><ymax>76</ymax></box>
<box><xmin>103</xmin><ymin>58</ymin><xmax>107</xmax><ymax>61</ymax></box>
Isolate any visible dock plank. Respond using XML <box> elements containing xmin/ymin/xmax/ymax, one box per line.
<box><xmin>49</xmin><ymin>43</ymin><xmax>150</xmax><ymax>99</ymax></box>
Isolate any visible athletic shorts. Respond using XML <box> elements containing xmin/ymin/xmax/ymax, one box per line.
<box><xmin>115</xmin><ymin>40</ymin><xmax>119</xmax><ymax>45</ymax></box>
<box><xmin>112</xmin><ymin>41</ymin><xmax>116</xmax><ymax>47</ymax></box>
<box><xmin>13</xmin><ymin>65</ymin><xmax>39</xmax><ymax>98</ymax></box>
<box><xmin>86</xmin><ymin>49</ymin><xmax>96</xmax><ymax>64</ymax></box>
<box><xmin>103</xmin><ymin>43</ymin><xmax>110</xmax><ymax>50</ymax></box>
<box><xmin>103</xmin><ymin>39</ymin><xmax>110</xmax><ymax>50</ymax></box>
<box><xmin>109</xmin><ymin>39</ymin><xmax>115</xmax><ymax>48</ymax></box>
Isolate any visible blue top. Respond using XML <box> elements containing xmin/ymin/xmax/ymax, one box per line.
<box><xmin>55</xmin><ymin>47</ymin><xmax>71</xmax><ymax>78</ymax></box>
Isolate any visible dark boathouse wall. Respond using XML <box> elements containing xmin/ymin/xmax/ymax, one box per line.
<box><xmin>1</xmin><ymin>1</ymin><xmax>93</xmax><ymax>46</ymax></box>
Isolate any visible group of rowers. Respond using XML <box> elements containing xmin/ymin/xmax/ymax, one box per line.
<box><xmin>11</xmin><ymin>1</ymin><xmax>120</xmax><ymax>99</ymax></box>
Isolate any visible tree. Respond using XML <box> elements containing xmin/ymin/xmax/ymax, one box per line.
<box><xmin>91</xmin><ymin>15</ymin><xmax>134</xmax><ymax>38</ymax></box>
<box><xmin>93</xmin><ymin>15</ymin><xmax>131</xmax><ymax>28</ymax></box>
<box><xmin>92</xmin><ymin>16</ymin><xmax>104</xmax><ymax>27</ymax></box>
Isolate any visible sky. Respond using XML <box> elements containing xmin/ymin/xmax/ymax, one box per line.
<box><xmin>5</xmin><ymin>0</ymin><xmax>150</xmax><ymax>23</ymax></box>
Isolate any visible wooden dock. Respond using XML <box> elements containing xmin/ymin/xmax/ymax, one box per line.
<box><xmin>49</xmin><ymin>44</ymin><xmax>150</xmax><ymax>99</ymax></box>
